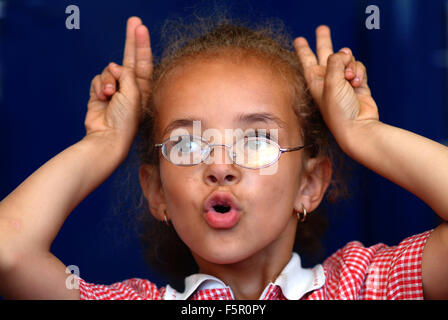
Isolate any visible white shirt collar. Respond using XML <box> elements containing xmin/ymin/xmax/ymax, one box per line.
<box><xmin>164</xmin><ymin>252</ymin><xmax>325</xmax><ymax>300</ymax></box>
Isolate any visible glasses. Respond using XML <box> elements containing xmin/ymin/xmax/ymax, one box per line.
<box><xmin>155</xmin><ymin>134</ymin><xmax>312</xmax><ymax>169</ymax></box>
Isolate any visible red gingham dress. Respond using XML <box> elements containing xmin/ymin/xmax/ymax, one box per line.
<box><xmin>78</xmin><ymin>230</ymin><xmax>432</xmax><ymax>300</ymax></box>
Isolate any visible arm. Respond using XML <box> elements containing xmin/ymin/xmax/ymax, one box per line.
<box><xmin>0</xmin><ymin>135</ymin><xmax>127</xmax><ymax>299</ymax></box>
<box><xmin>343</xmin><ymin>121</ymin><xmax>448</xmax><ymax>220</ymax></box>
<box><xmin>294</xmin><ymin>26</ymin><xmax>448</xmax><ymax>299</ymax></box>
<box><xmin>0</xmin><ymin>16</ymin><xmax>153</xmax><ymax>299</ymax></box>
<box><xmin>342</xmin><ymin>113</ymin><xmax>448</xmax><ymax>300</ymax></box>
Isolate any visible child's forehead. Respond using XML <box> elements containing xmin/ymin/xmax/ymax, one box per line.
<box><xmin>152</xmin><ymin>51</ymin><xmax>303</xmax><ymax>139</ymax></box>
<box><xmin>154</xmin><ymin>77</ymin><xmax>300</xmax><ymax>142</ymax></box>
<box><xmin>158</xmin><ymin>64</ymin><xmax>291</xmax><ymax>116</ymax></box>
<box><xmin>156</xmin><ymin>56</ymin><xmax>293</xmax><ymax>106</ymax></box>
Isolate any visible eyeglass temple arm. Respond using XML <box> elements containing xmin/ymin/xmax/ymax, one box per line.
<box><xmin>279</xmin><ymin>143</ymin><xmax>314</xmax><ymax>153</ymax></box>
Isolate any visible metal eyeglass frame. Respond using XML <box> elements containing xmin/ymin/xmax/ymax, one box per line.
<box><xmin>154</xmin><ymin>134</ymin><xmax>313</xmax><ymax>170</ymax></box>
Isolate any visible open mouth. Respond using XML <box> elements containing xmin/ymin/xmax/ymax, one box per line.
<box><xmin>212</xmin><ymin>204</ymin><xmax>231</xmax><ymax>214</ymax></box>
<box><xmin>203</xmin><ymin>192</ymin><xmax>241</xmax><ymax>229</ymax></box>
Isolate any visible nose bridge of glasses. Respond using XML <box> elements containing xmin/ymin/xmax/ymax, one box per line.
<box><xmin>205</xmin><ymin>143</ymin><xmax>235</xmax><ymax>164</ymax></box>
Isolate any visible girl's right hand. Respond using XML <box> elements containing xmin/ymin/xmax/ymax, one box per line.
<box><xmin>84</xmin><ymin>17</ymin><xmax>153</xmax><ymax>150</ymax></box>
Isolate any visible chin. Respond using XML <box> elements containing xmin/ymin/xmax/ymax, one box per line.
<box><xmin>203</xmin><ymin>253</ymin><xmax>246</xmax><ymax>265</ymax></box>
<box><xmin>191</xmin><ymin>241</ymin><xmax>259</xmax><ymax>265</ymax></box>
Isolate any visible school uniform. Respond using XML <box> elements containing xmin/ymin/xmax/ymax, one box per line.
<box><xmin>78</xmin><ymin>230</ymin><xmax>431</xmax><ymax>300</ymax></box>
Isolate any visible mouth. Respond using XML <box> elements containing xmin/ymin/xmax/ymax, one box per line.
<box><xmin>203</xmin><ymin>191</ymin><xmax>242</xmax><ymax>229</ymax></box>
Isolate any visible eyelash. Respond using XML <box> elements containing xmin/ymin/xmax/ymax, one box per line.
<box><xmin>250</xmin><ymin>129</ymin><xmax>271</xmax><ymax>140</ymax></box>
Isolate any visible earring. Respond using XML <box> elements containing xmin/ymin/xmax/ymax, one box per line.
<box><xmin>158</xmin><ymin>205</ymin><xmax>170</xmax><ymax>226</ymax></box>
<box><xmin>297</xmin><ymin>203</ymin><xmax>307</xmax><ymax>222</ymax></box>
<box><xmin>163</xmin><ymin>209</ymin><xmax>170</xmax><ymax>226</ymax></box>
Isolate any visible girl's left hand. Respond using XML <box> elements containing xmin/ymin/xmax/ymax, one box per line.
<box><xmin>293</xmin><ymin>25</ymin><xmax>379</xmax><ymax>151</ymax></box>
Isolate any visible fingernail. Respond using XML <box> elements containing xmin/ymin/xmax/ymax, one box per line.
<box><xmin>340</xmin><ymin>48</ymin><xmax>350</xmax><ymax>55</ymax></box>
<box><xmin>104</xmin><ymin>84</ymin><xmax>114</xmax><ymax>93</ymax></box>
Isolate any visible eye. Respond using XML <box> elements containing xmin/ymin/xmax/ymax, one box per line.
<box><xmin>245</xmin><ymin>138</ymin><xmax>269</xmax><ymax>150</ymax></box>
<box><xmin>243</xmin><ymin>130</ymin><xmax>272</xmax><ymax>149</ymax></box>
<box><xmin>248</xmin><ymin>129</ymin><xmax>271</xmax><ymax>140</ymax></box>
<box><xmin>172</xmin><ymin>136</ymin><xmax>201</xmax><ymax>153</ymax></box>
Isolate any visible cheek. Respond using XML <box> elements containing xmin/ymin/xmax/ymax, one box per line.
<box><xmin>246</xmin><ymin>160</ymin><xmax>303</xmax><ymax>231</ymax></box>
<box><xmin>243</xmin><ymin>171</ymin><xmax>298</xmax><ymax>221</ymax></box>
<box><xmin>159</xmin><ymin>164</ymin><xmax>202</xmax><ymax>215</ymax></box>
<box><xmin>255</xmin><ymin>158</ymin><xmax>302</xmax><ymax>201</ymax></box>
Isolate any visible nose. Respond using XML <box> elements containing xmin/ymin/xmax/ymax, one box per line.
<box><xmin>203</xmin><ymin>145</ymin><xmax>241</xmax><ymax>185</ymax></box>
<box><xmin>204</xmin><ymin>163</ymin><xmax>241</xmax><ymax>185</ymax></box>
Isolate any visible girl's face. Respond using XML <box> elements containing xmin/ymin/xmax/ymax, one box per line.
<box><xmin>141</xmin><ymin>54</ymin><xmax>326</xmax><ymax>267</ymax></box>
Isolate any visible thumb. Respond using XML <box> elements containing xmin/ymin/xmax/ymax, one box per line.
<box><xmin>108</xmin><ymin>62</ymin><xmax>123</xmax><ymax>80</ymax></box>
<box><xmin>325</xmin><ymin>49</ymin><xmax>354</xmax><ymax>86</ymax></box>
<box><xmin>110</xmin><ymin>64</ymin><xmax>140</xmax><ymax>102</ymax></box>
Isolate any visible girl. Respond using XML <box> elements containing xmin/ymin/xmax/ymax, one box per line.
<box><xmin>0</xmin><ymin>15</ymin><xmax>447</xmax><ymax>300</ymax></box>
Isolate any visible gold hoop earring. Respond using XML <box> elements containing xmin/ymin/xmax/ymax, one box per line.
<box><xmin>163</xmin><ymin>209</ymin><xmax>170</xmax><ymax>226</ymax></box>
<box><xmin>297</xmin><ymin>203</ymin><xmax>307</xmax><ymax>222</ymax></box>
<box><xmin>158</xmin><ymin>205</ymin><xmax>170</xmax><ymax>226</ymax></box>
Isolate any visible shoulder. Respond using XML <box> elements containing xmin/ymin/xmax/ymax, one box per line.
<box><xmin>307</xmin><ymin>230</ymin><xmax>433</xmax><ymax>300</ymax></box>
<box><xmin>78</xmin><ymin>277</ymin><xmax>166</xmax><ymax>300</ymax></box>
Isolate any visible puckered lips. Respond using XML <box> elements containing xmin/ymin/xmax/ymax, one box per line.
<box><xmin>203</xmin><ymin>191</ymin><xmax>242</xmax><ymax>229</ymax></box>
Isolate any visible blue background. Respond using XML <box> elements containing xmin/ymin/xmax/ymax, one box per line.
<box><xmin>0</xmin><ymin>0</ymin><xmax>446</xmax><ymax>295</ymax></box>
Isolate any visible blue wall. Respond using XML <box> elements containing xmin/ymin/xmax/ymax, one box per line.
<box><xmin>1</xmin><ymin>0</ymin><xmax>446</xmax><ymax>293</ymax></box>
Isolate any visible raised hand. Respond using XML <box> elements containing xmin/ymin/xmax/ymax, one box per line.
<box><xmin>293</xmin><ymin>26</ymin><xmax>379</xmax><ymax>151</ymax></box>
<box><xmin>85</xmin><ymin>17</ymin><xmax>153</xmax><ymax>150</ymax></box>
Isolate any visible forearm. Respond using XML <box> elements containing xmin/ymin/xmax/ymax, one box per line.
<box><xmin>344</xmin><ymin>120</ymin><xmax>448</xmax><ymax>220</ymax></box>
<box><xmin>0</xmin><ymin>133</ymin><xmax>128</xmax><ymax>254</ymax></box>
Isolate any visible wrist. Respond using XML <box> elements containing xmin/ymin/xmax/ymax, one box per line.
<box><xmin>81</xmin><ymin>130</ymin><xmax>135</xmax><ymax>163</ymax></box>
<box><xmin>338</xmin><ymin>119</ymin><xmax>384</xmax><ymax>158</ymax></box>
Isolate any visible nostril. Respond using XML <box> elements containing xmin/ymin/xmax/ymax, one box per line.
<box><xmin>207</xmin><ymin>174</ymin><xmax>234</xmax><ymax>183</ymax></box>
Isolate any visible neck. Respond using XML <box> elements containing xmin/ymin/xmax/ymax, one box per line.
<box><xmin>193</xmin><ymin>219</ymin><xmax>297</xmax><ymax>300</ymax></box>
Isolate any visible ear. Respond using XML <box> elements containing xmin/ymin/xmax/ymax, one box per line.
<box><xmin>294</xmin><ymin>157</ymin><xmax>332</xmax><ymax>213</ymax></box>
<box><xmin>139</xmin><ymin>163</ymin><xmax>167</xmax><ymax>221</ymax></box>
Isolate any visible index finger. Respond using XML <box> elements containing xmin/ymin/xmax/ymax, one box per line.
<box><xmin>293</xmin><ymin>36</ymin><xmax>318</xmax><ymax>69</ymax></box>
<box><xmin>123</xmin><ymin>16</ymin><xmax>142</xmax><ymax>68</ymax></box>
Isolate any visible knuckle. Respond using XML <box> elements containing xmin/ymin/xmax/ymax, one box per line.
<box><xmin>358</xmin><ymin>61</ymin><xmax>366</xmax><ymax>71</ymax></box>
<box><xmin>318</xmin><ymin>43</ymin><xmax>332</xmax><ymax>50</ymax></box>
<box><xmin>327</xmin><ymin>53</ymin><xmax>340</xmax><ymax>63</ymax></box>
<box><xmin>102</xmin><ymin>65</ymin><xmax>109</xmax><ymax>74</ymax></box>
<box><xmin>123</xmin><ymin>65</ymin><xmax>135</xmax><ymax>74</ymax></box>
<box><xmin>101</xmin><ymin>69</ymin><xmax>112</xmax><ymax>78</ymax></box>
<box><xmin>91</xmin><ymin>75</ymin><xmax>101</xmax><ymax>87</ymax></box>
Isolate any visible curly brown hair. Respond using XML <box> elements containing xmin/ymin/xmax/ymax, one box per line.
<box><xmin>112</xmin><ymin>8</ymin><xmax>351</xmax><ymax>292</ymax></box>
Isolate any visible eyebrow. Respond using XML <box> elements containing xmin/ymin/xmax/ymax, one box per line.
<box><xmin>161</xmin><ymin>118</ymin><xmax>198</xmax><ymax>139</ymax></box>
<box><xmin>161</xmin><ymin>112</ymin><xmax>287</xmax><ymax>139</ymax></box>
<box><xmin>236</xmin><ymin>112</ymin><xmax>288</xmax><ymax>129</ymax></box>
